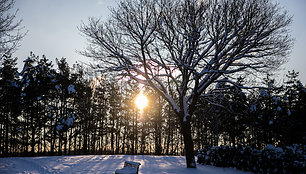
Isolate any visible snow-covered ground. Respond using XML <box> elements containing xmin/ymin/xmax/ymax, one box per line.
<box><xmin>0</xmin><ymin>155</ymin><xmax>251</xmax><ymax>174</ymax></box>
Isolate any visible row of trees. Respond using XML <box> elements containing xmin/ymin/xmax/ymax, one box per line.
<box><xmin>0</xmin><ymin>54</ymin><xmax>184</xmax><ymax>157</ymax></box>
<box><xmin>193</xmin><ymin>71</ymin><xmax>306</xmax><ymax>149</ymax></box>
<box><xmin>1</xmin><ymin>54</ymin><xmax>305</xmax><ymax>157</ymax></box>
<box><xmin>0</xmin><ymin>0</ymin><xmax>302</xmax><ymax>169</ymax></box>
<box><xmin>79</xmin><ymin>0</ymin><xmax>294</xmax><ymax>167</ymax></box>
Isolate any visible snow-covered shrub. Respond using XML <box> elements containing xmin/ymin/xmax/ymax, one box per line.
<box><xmin>197</xmin><ymin>144</ymin><xmax>305</xmax><ymax>173</ymax></box>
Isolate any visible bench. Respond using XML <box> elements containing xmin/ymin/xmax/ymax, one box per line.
<box><xmin>115</xmin><ymin>161</ymin><xmax>141</xmax><ymax>174</ymax></box>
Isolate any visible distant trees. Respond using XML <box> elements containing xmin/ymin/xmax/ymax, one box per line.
<box><xmin>193</xmin><ymin>72</ymin><xmax>306</xmax><ymax>149</ymax></box>
<box><xmin>80</xmin><ymin>0</ymin><xmax>293</xmax><ymax>168</ymax></box>
<box><xmin>0</xmin><ymin>53</ymin><xmax>185</xmax><ymax>156</ymax></box>
<box><xmin>0</xmin><ymin>52</ymin><xmax>305</xmax><ymax>158</ymax></box>
<box><xmin>0</xmin><ymin>0</ymin><xmax>25</xmax><ymax>59</ymax></box>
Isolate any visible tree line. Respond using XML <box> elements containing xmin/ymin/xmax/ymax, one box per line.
<box><xmin>1</xmin><ymin>54</ymin><xmax>305</xmax><ymax>157</ymax></box>
<box><xmin>79</xmin><ymin>0</ymin><xmax>294</xmax><ymax>167</ymax></box>
<box><xmin>0</xmin><ymin>53</ymin><xmax>183</xmax><ymax>156</ymax></box>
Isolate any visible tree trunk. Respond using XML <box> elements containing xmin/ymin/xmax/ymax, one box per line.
<box><xmin>5</xmin><ymin>114</ymin><xmax>9</xmax><ymax>156</ymax></box>
<box><xmin>31</xmin><ymin>114</ymin><xmax>35</xmax><ymax>156</ymax></box>
<box><xmin>0</xmin><ymin>123</ymin><xmax>3</xmax><ymax>155</ymax></box>
<box><xmin>180</xmin><ymin>117</ymin><xmax>196</xmax><ymax>168</ymax></box>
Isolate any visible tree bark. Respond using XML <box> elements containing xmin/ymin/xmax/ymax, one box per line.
<box><xmin>31</xmin><ymin>114</ymin><xmax>35</xmax><ymax>156</ymax></box>
<box><xmin>180</xmin><ymin>115</ymin><xmax>196</xmax><ymax>168</ymax></box>
<box><xmin>5</xmin><ymin>113</ymin><xmax>9</xmax><ymax>156</ymax></box>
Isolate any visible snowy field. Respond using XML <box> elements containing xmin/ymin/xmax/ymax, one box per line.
<box><xmin>0</xmin><ymin>155</ymin><xmax>251</xmax><ymax>174</ymax></box>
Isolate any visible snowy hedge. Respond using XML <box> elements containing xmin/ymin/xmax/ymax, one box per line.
<box><xmin>197</xmin><ymin>144</ymin><xmax>305</xmax><ymax>173</ymax></box>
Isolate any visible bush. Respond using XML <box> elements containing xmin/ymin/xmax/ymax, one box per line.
<box><xmin>197</xmin><ymin>144</ymin><xmax>305</xmax><ymax>173</ymax></box>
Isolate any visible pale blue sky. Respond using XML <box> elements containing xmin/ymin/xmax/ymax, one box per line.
<box><xmin>275</xmin><ymin>0</ymin><xmax>306</xmax><ymax>83</ymax></box>
<box><xmin>14</xmin><ymin>0</ymin><xmax>118</xmax><ymax>67</ymax></box>
<box><xmin>13</xmin><ymin>0</ymin><xmax>306</xmax><ymax>83</ymax></box>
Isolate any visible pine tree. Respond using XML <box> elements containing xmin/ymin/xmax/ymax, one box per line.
<box><xmin>283</xmin><ymin>71</ymin><xmax>306</xmax><ymax>145</ymax></box>
<box><xmin>0</xmin><ymin>55</ymin><xmax>21</xmax><ymax>156</ymax></box>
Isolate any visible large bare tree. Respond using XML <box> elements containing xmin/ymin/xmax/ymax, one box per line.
<box><xmin>0</xmin><ymin>0</ymin><xmax>25</xmax><ymax>59</ymax></box>
<box><xmin>80</xmin><ymin>0</ymin><xmax>293</xmax><ymax>168</ymax></box>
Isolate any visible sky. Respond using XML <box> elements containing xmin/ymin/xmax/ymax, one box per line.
<box><xmin>12</xmin><ymin>0</ymin><xmax>306</xmax><ymax>84</ymax></box>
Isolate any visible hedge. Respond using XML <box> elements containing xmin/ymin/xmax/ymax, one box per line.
<box><xmin>197</xmin><ymin>144</ymin><xmax>305</xmax><ymax>173</ymax></box>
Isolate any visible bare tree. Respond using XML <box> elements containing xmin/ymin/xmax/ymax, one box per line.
<box><xmin>0</xmin><ymin>0</ymin><xmax>25</xmax><ymax>59</ymax></box>
<box><xmin>80</xmin><ymin>0</ymin><xmax>293</xmax><ymax>168</ymax></box>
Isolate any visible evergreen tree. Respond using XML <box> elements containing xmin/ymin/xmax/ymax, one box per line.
<box><xmin>0</xmin><ymin>55</ymin><xmax>21</xmax><ymax>156</ymax></box>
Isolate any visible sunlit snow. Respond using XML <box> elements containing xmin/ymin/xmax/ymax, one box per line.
<box><xmin>0</xmin><ymin>155</ymin><xmax>251</xmax><ymax>174</ymax></box>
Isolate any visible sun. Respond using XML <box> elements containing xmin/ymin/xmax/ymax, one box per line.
<box><xmin>135</xmin><ymin>90</ymin><xmax>148</xmax><ymax>111</ymax></box>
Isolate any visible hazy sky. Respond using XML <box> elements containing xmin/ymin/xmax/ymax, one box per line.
<box><xmin>13</xmin><ymin>0</ymin><xmax>306</xmax><ymax>83</ymax></box>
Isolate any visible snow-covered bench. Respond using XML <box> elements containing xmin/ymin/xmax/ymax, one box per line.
<box><xmin>115</xmin><ymin>161</ymin><xmax>141</xmax><ymax>174</ymax></box>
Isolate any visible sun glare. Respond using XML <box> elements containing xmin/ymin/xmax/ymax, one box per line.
<box><xmin>135</xmin><ymin>90</ymin><xmax>148</xmax><ymax>112</ymax></box>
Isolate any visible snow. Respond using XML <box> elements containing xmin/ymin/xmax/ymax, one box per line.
<box><xmin>71</xmin><ymin>113</ymin><xmax>75</xmax><ymax>119</ymax></box>
<box><xmin>287</xmin><ymin>109</ymin><xmax>291</xmax><ymax>116</ymax></box>
<box><xmin>273</xmin><ymin>96</ymin><xmax>277</xmax><ymax>104</ymax></box>
<box><xmin>65</xmin><ymin>117</ymin><xmax>74</xmax><ymax>126</ymax></box>
<box><xmin>115</xmin><ymin>161</ymin><xmax>141</xmax><ymax>174</ymax></box>
<box><xmin>260</xmin><ymin>89</ymin><xmax>269</xmax><ymax>97</ymax></box>
<box><xmin>56</xmin><ymin>125</ymin><xmax>63</xmax><ymax>131</ymax></box>
<box><xmin>297</xmin><ymin>81</ymin><xmax>306</xmax><ymax>93</ymax></box>
<box><xmin>115</xmin><ymin>166</ymin><xmax>138</xmax><ymax>174</ymax></box>
<box><xmin>125</xmin><ymin>161</ymin><xmax>141</xmax><ymax>166</ymax></box>
<box><xmin>55</xmin><ymin>85</ymin><xmax>62</xmax><ymax>92</ymax></box>
<box><xmin>67</xmin><ymin>84</ymin><xmax>76</xmax><ymax>94</ymax></box>
<box><xmin>10</xmin><ymin>81</ymin><xmax>18</xmax><ymax>87</ymax></box>
<box><xmin>14</xmin><ymin>73</ymin><xmax>19</xmax><ymax>78</ymax></box>
<box><xmin>250</xmin><ymin>104</ymin><xmax>256</xmax><ymax>112</ymax></box>
<box><xmin>265</xmin><ymin>144</ymin><xmax>283</xmax><ymax>153</ymax></box>
<box><xmin>0</xmin><ymin>155</ymin><xmax>250</xmax><ymax>174</ymax></box>
<box><xmin>183</xmin><ymin>96</ymin><xmax>189</xmax><ymax>122</ymax></box>
<box><xmin>269</xmin><ymin>120</ymin><xmax>273</xmax><ymax>125</ymax></box>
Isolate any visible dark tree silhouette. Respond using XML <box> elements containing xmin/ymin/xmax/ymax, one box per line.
<box><xmin>80</xmin><ymin>0</ymin><xmax>293</xmax><ymax>168</ymax></box>
<box><xmin>0</xmin><ymin>53</ymin><xmax>305</xmax><ymax>161</ymax></box>
<box><xmin>0</xmin><ymin>0</ymin><xmax>25</xmax><ymax>59</ymax></box>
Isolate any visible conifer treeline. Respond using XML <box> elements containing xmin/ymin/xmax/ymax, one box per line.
<box><xmin>193</xmin><ymin>73</ymin><xmax>306</xmax><ymax>149</ymax></box>
<box><xmin>0</xmin><ymin>54</ymin><xmax>305</xmax><ymax>157</ymax></box>
<box><xmin>0</xmin><ymin>54</ymin><xmax>184</xmax><ymax>157</ymax></box>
